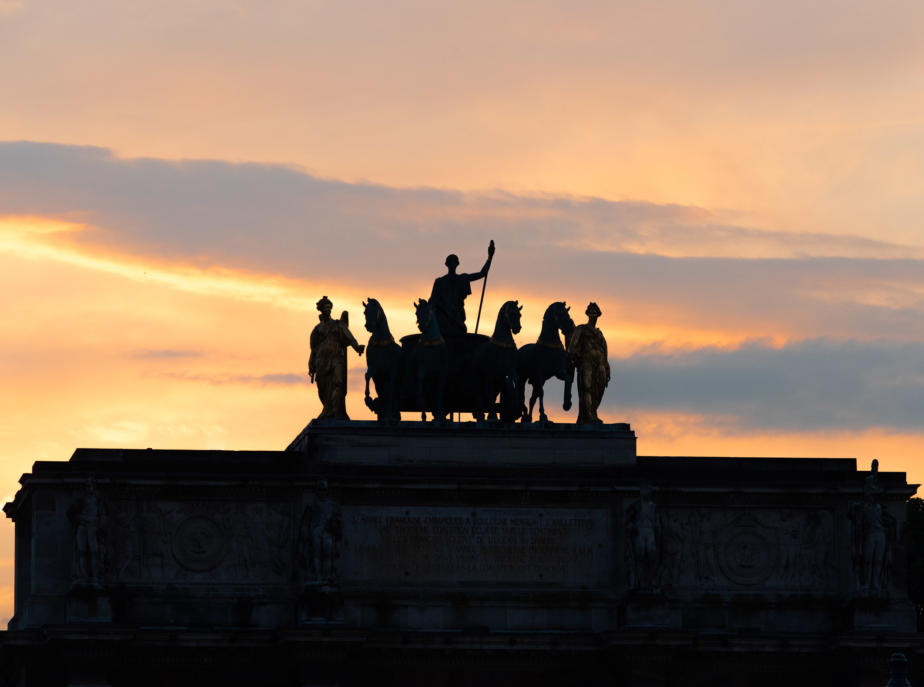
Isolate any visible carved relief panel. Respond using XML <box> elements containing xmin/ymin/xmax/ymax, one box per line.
<box><xmin>629</xmin><ymin>507</ymin><xmax>836</xmax><ymax>592</ymax></box>
<box><xmin>104</xmin><ymin>498</ymin><xmax>293</xmax><ymax>585</ymax></box>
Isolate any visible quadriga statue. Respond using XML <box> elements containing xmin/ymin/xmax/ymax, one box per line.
<box><xmin>333</xmin><ymin>245</ymin><xmax>615</xmax><ymax>425</ymax></box>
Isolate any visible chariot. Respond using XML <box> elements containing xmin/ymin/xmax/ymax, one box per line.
<box><xmin>363</xmin><ymin>298</ymin><xmax>574</xmax><ymax>424</ymax></box>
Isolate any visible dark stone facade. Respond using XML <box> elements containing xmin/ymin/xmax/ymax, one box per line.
<box><xmin>0</xmin><ymin>422</ymin><xmax>919</xmax><ymax>686</ymax></box>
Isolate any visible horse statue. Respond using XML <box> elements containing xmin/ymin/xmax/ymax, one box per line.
<box><xmin>516</xmin><ymin>301</ymin><xmax>575</xmax><ymax>423</ymax></box>
<box><xmin>413</xmin><ymin>298</ymin><xmax>449</xmax><ymax>422</ymax></box>
<box><xmin>469</xmin><ymin>300</ymin><xmax>522</xmax><ymax>422</ymax></box>
<box><xmin>363</xmin><ymin>298</ymin><xmax>403</xmax><ymax>422</ymax></box>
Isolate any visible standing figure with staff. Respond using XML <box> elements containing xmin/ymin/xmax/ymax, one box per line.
<box><xmin>429</xmin><ymin>241</ymin><xmax>495</xmax><ymax>337</ymax></box>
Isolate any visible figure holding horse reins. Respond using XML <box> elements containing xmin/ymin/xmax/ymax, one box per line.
<box><xmin>567</xmin><ymin>302</ymin><xmax>610</xmax><ymax>424</ymax></box>
<box><xmin>309</xmin><ymin>296</ymin><xmax>365</xmax><ymax>420</ymax></box>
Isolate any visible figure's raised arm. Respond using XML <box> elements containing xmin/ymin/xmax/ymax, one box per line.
<box><xmin>467</xmin><ymin>240</ymin><xmax>495</xmax><ymax>281</ymax></box>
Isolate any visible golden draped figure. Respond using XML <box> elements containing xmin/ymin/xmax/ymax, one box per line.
<box><xmin>567</xmin><ymin>302</ymin><xmax>610</xmax><ymax>424</ymax></box>
<box><xmin>309</xmin><ymin>296</ymin><xmax>365</xmax><ymax>420</ymax></box>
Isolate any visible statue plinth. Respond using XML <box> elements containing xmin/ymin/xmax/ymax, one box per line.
<box><xmin>287</xmin><ymin>420</ymin><xmax>637</xmax><ymax>466</ymax></box>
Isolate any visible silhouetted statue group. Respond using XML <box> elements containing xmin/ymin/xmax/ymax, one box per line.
<box><xmin>307</xmin><ymin>242</ymin><xmax>610</xmax><ymax>425</ymax></box>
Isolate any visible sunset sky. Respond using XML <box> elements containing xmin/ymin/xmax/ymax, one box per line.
<box><xmin>2</xmin><ymin>0</ymin><xmax>924</xmax><ymax>623</ymax></box>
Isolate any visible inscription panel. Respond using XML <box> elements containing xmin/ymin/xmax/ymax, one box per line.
<box><xmin>342</xmin><ymin>507</ymin><xmax>610</xmax><ymax>586</ymax></box>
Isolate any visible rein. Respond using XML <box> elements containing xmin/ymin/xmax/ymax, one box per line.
<box><xmin>538</xmin><ymin>340</ymin><xmax>563</xmax><ymax>349</ymax></box>
<box><xmin>489</xmin><ymin>337</ymin><xmax>516</xmax><ymax>349</ymax></box>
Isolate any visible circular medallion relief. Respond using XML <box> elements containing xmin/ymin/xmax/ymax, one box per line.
<box><xmin>718</xmin><ymin>527</ymin><xmax>775</xmax><ymax>585</ymax></box>
<box><xmin>173</xmin><ymin>516</ymin><xmax>227</xmax><ymax>571</ymax></box>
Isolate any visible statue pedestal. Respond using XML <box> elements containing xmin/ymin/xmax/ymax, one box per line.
<box><xmin>852</xmin><ymin>597</ymin><xmax>917</xmax><ymax>632</ymax></box>
<box><xmin>298</xmin><ymin>583</ymin><xmax>343</xmax><ymax>625</ymax></box>
<box><xmin>66</xmin><ymin>584</ymin><xmax>111</xmax><ymax>623</ymax></box>
<box><xmin>288</xmin><ymin>420</ymin><xmax>637</xmax><ymax>466</ymax></box>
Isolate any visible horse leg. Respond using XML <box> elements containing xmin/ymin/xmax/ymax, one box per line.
<box><xmin>479</xmin><ymin>373</ymin><xmax>495</xmax><ymax>422</ymax></box>
<box><xmin>563</xmin><ymin>367</ymin><xmax>574</xmax><ymax>412</ymax></box>
<box><xmin>527</xmin><ymin>381</ymin><xmax>540</xmax><ymax>423</ymax></box>
<box><xmin>470</xmin><ymin>361</ymin><xmax>485</xmax><ymax>422</ymax></box>
<box><xmin>486</xmin><ymin>376</ymin><xmax>499</xmax><ymax>422</ymax></box>
<box><xmin>436</xmin><ymin>368</ymin><xmax>447</xmax><ymax>423</ymax></box>
<box><xmin>417</xmin><ymin>365</ymin><xmax>428</xmax><ymax>423</ymax></box>
<box><xmin>365</xmin><ymin>370</ymin><xmax>376</xmax><ymax>416</ymax></box>
<box><xmin>516</xmin><ymin>373</ymin><xmax>529</xmax><ymax>423</ymax></box>
<box><xmin>386</xmin><ymin>366</ymin><xmax>400</xmax><ymax>423</ymax></box>
<box><xmin>502</xmin><ymin>374</ymin><xmax>519</xmax><ymax>423</ymax></box>
<box><xmin>537</xmin><ymin>381</ymin><xmax>548</xmax><ymax>423</ymax></box>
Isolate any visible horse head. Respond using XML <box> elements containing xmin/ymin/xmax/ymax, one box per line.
<box><xmin>415</xmin><ymin>298</ymin><xmax>433</xmax><ymax>333</ymax></box>
<box><xmin>507</xmin><ymin>300</ymin><xmax>523</xmax><ymax>335</ymax></box>
<box><xmin>535</xmin><ymin>301</ymin><xmax>574</xmax><ymax>348</ymax></box>
<box><xmin>556</xmin><ymin>301</ymin><xmax>576</xmax><ymax>337</ymax></box>
<box><xmin>363</xmin><ymin>298</ymin><xmax>382</xmax><ymax>333</ymax></box>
